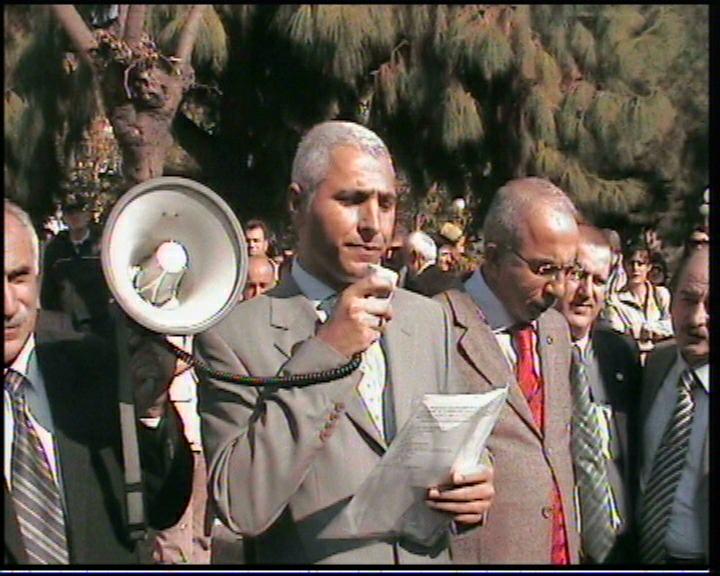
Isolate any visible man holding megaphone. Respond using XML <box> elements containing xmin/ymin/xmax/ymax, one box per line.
<box><xmin>196</xmin><ymin>121</ymin><xmax>494</xmax><ymax>565</ymax></box>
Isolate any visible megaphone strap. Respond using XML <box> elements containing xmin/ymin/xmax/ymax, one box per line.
<box><xmin>166</xmin><ymin>340</ymin><xmax>363</xmax><ymax>388</ymax></box>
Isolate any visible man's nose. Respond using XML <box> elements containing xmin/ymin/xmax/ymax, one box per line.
<box><xmin>358</xmin><ymin>199</ymin><xmax>380</xmax><ymax>236</ymax></box>
<box><xmin>4</xmin><ymin>278</ymin><xmax>18</xmax><ymax>319</ymax></box>
<box><xmin>689</xmin><ymin>301</ymin><xmax>709</xmax><ymax>328</ymax></box>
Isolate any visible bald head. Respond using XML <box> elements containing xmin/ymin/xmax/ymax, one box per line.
<box><xmin>483</xmin><ymin>177</ymin><xmax>578</xmax><ymax>251</ymax></box>
<box><xmin>482</xmin><ymin>178</ymin><xmax>579</xmax><ymax>323</ymax></box>
<box><xmin>243</xmin><ymin>255</ymin><xmax>277</xmax><ymax>300</ymax></box>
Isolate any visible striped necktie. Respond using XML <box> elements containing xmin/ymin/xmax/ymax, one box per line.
<box><xmin>570</xmin><ymin>345</ymin><xmax>616</xmax><ymax>563</ymax></box>
<box><xmin>637</xmin><ymin>368</ymin><xmax>696</xmax><ymax>564</ymax></box>
<box><xmin>318</xmin><ymin>296</ymin><xmax>387</xmax><ymax>440</ymax></box>
<box><xmin>5</xmin><ymin>369</ymin><xmax>70</xmax><ymax>564</ymax></box>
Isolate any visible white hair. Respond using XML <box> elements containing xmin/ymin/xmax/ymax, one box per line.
<box><xmin>291</xmin><ymin>121</ymin><xmax>392</xmax><ymax>205</ymax></box>
<box><xmin>483</xmin><ymin>177</ymin><xmax>577</xmax><ymax>249</ymax></box>
<box><xmin>5</xmin><ymin>199</ymin><xmax>40</xmax><ymax>273</ymax></box>
<box><xmin>406</xmin><ymin>230</ymin><xmax>437</xmax><ymax>264</ymax></box>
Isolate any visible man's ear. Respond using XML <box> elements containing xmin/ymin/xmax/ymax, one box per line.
<box><xmin>288</xmin><ymin>183</ymin><xmax>304</xmax><ymax>222</ymax></box>
<box><xmin>483</xmin><ymin>242</ymin><xmax>500</xmax><ymax>267</ymax></box>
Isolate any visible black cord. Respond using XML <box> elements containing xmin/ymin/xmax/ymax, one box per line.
<box><xmin>166</xmin><ymin>340</ymin><xmax>362</xmax><ymax>388</ymax></box>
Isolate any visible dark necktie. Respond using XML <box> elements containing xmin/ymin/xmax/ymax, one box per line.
<box><xmin>512</xmin><ymin>325</ymin><xmax>569</xmax><ymax>565</ymax></box>
<box><xmin>5</xmin><ymin>369</ymin><xmax>69</xmax><ymax>564</ymax></box>
<box><xmin>570</xmin><ymin>345</ymin><xmax>616</xmax><ymax>563</ymax></box>
<box><xmin>638</xmin><ymin>368</ymin><xmax>696</xmax><ymax>564</ymax></box>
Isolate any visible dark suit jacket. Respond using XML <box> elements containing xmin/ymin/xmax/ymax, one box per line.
<box><xmin>634</xmin><ymin>341</ymin><xmax>708</xmax><ymax>562</ymax></box>
<box><xmin>584</xmin><ymin>324</ymin><xmax>642</xmax><ymax>563</ymax></box>
<box><xmin>3</xmin><ymin>332</ymin><xmax>193</xmax><ymax>565</ymax></box>
<box><xmin>437</xmin><ymin>289</ymin><xmax>580</xmax><ymax>564</ymax></box>
<box><xmin>405</xmin><ymin>265</ymin><xmax>463</xmax><ymax>298</ymax></box>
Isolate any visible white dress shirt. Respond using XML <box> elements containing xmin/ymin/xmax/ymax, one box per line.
<box><xmin>641</xmin><ymin>354</ymin><xmax>708</xmax><ymax>558</ymax></box>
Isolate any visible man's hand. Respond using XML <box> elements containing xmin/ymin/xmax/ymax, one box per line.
<box><xmin>425</xmin><ymin>466</ymin><xmax>495</xmax><ymax>525</ymax></box>
<box><xmin>316</xmin><ymin>273</ymin><xmax>395</xmax><ymax>358</ymax></box>
<box><xmin>127</xmin><ymin>323</ymin><xmax>176</xmax><ymax>418</ymax></box>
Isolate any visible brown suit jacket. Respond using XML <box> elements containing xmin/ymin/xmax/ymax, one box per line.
<box><xmin>437</xmin><ymin>289</ymin><xmax>580</xmax><ymax>564</ymax></box>
<box><xmin>196</xmin><ymin>277</ymin><xmax>470</xmax><ymax>564</ymax></box>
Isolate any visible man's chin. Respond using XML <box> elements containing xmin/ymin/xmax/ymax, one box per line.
<box><xmin>680</xmin><ymin>342</ymin><xmax>709</xmax><ymax>368</ymax></box>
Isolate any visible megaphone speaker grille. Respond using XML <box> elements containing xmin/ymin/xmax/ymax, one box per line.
<box><xmin>102</xmin><ymin>177</ymin><xmax>248</xmax><ymax>335</ymax></box>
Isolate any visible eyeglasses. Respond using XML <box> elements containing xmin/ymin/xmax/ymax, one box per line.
<box><xmin>507</xmin><ymin>247</ymin><xmax>579</xmax><ymax>281</ymax></box>
<box><xmin>571</xmin><ymin>267</ymin><xmax>608</xmax><ymax>289</ymax></box>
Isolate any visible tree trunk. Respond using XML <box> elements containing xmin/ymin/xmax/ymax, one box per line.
<box><xmin>102</xmin><ymin>65</ymin><xmax>188</xmax><ymax>184</ymax></box>
<box><xmin>50</xmin><ymin>5</ymin><xmax>207</xmax><ymax>187</ymax></box>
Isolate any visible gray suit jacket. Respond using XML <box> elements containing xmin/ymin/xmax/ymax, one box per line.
<box><xmin>636</xmin><ymin>342</ymin><xmax>708</xmax><ymax>561</ymax></box>
<box><xmin>437</xmin><ymin>289</ymin><xmax>580</xmax><ymax>564</ymax></box>
<box><xmin>196</xmin><ymin>277</ymin><xmax>469</xmax><ymax>564</ymax></box>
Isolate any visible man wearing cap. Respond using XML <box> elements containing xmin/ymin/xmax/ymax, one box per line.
<box><xmin>41</xmin><ymin>198</ymin><xmax>112</xmax><ymax>339</ymax></box>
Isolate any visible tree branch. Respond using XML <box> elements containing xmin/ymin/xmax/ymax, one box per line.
<box><xmin>49</xmin><ymin>5</ymin><xmax>97</xmax><ymax>64</ymax></box>
<box><xmin>175</xmin><ymin>5</ymin><xmax>207</xmax><ymax>63</ymax></box>
<box><xmin>124</xmin><ymin>4</ymin><xmax>147</xmax><ymax>47</ymax></box>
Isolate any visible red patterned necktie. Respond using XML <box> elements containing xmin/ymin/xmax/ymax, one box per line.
<box><xmin>512</xmin><ymin>325</ymin><xmax>570</xmax><ymax>565</ymax></box>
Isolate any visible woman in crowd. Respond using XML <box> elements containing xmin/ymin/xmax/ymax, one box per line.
<box><xmin>602</xmin><ymin>240</ymin><xmax>673</xmax><ymax>363</ymax></box>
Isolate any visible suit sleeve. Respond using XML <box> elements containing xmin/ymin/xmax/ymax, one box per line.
<box><xmin>123</xmin><ymin>326</ymin><xmax>194</xmax><ymax>531</ymax></box>
<box><xmin>195</xmin><ymin>328</ymin><xmax>363</xmax><ymax>537</ymax></box>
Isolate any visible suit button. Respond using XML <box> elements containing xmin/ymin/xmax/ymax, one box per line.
<box><xmin>541</xmin><ymin>505</ymin><xmax>553</xmax><ymax>519</ymax></box>
<box><xmin>334</xmin><ymin>402</ymin><xmax>345</xmax><ymax>411</ymax></box>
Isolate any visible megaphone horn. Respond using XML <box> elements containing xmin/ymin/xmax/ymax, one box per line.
<box><xmin>101</xmin><ymin>177</ymin><xmax>248</xmax><ymax>335</ymax></box>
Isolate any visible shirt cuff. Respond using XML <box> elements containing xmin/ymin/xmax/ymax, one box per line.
<box><xmin>139</xmin><ymin>416</ymin><xmax>162</xmax><ymax>429</ymax></box>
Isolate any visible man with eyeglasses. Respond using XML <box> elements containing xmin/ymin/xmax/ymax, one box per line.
<box><xmin>556</xmin><ymin>224</ymin><xmax>642</xmax><ymax>564</ymax></box>
<box><xmin>436</xmin><ymin>177</ymin><xmax>581</xmax><ymax>564</ymax></box>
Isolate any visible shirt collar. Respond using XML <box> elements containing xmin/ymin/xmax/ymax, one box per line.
<box><xmin>5</xmin><ymin>333</ymin><xmax>35</xmax><ymax>378</ymax></box>
<box><xmin>464</xmin><ymin>267</ymin><xmax>518</xmax><ymax>332</ymax></box>
<box><xmin>291</xmin><ymin>259</ymin><xmax>336</xmax><ymax>307</ymax></box>
<box><xmin>676</xmin><ymin>351</ymin><xmax>709</xmax><ymax>393</ymax></box>
<box><xmin>574</xmin><ymin>333</ymin><xmax>591</xmax><ymax>356</ymax></box>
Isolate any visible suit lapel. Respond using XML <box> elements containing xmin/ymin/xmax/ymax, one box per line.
<box><xmin>384</xmin><ymin>306</ymin><xmax>415</xmax><ymax>439</ymax></box>
<box><xmin>35</xmin><ymin>346</ymin><xmax>88</xmax><ymax>563</ymax></box>
<box><xmin>445</xmin><ymin>291</ymin><xmax>540</xmax><ymax>438</ymax></box>
<box><xmin>268</xmin><ymin>277</ymin><xmax>322</xmax><ymax>360</ymax></box>
<box><xmin>269</xmin><ymin>277</ymin><xmax>387</xmax><ymax>450</ymax></box>
<box><xmin>537</xmin><ymin>314</ymin><xmax>566</xmax><ymax>446</ymax></box>
<box><xmin>640</xmin><ymin>346</ymin><xmax>676</xmax><ymax>423</ymax></box>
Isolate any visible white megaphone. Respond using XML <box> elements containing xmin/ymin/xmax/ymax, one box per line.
<box><xmin>101</xmin><ymin>176</ymin><xmax>248</xmax><ymax>335</ymax></box>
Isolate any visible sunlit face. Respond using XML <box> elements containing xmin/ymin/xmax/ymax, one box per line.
<box><xmin>294</xmin><ymin>146</ymin><xmax>396</xmax><ymax>290</ymax></box>
<box><xmin>487</xmin><ymin>206</ymin><xmax>578</xmax><ymax>324</ymax></box>
<box><xmin>5</xmin><ymin>213</ymin><xmax>39</xmax><ymax>366</ymax></box>
<box><xmin>624</xmin><ymin>250</ymin><xmax>650</xmax><ymax>285</ymax></box>
<box><xmin>672</xmin><ymin>248</ymin><xmax>709</xmax><ymax>367</ymax></box>
<box><xmin>243</xmin><ymin>257</ymin><xmax>277</xmax><ymax>300</ymax></box>
<box><xmin>246</xmin><ymin>226</ymin><xmax>269</xmax><ymax>256</ymax></box>
<box><xmin>558</xmin><ymin>241</ymin><xmax>611</xmax><ymax>340</ymax></box>
<box><xmin>438</xmin><ymin>246</ymin><xmax>454</xmax><ymax>271</ymax></box>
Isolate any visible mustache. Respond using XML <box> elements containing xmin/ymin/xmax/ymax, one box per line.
<box><xmin>5</xmin><ymin>310</ymin><xmax>31</xmax><ymax>330</ymax></box>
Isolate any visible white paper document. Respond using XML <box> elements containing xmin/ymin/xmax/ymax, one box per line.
<box><xmin>320</xmin><ymin>387</ymin><xmax>508</xmax><ymax>547</ymax></box>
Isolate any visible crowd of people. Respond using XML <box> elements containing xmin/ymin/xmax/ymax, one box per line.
<box><xmin>4</xmin><ymin>120</ymin><xmax>708</xmax><ymax>566</ymax></box>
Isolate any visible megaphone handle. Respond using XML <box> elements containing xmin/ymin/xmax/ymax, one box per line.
<box><xmin>164</xmin><ymin>340</ymin><xmax>363</xmax><ymax>388</ymax></box>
